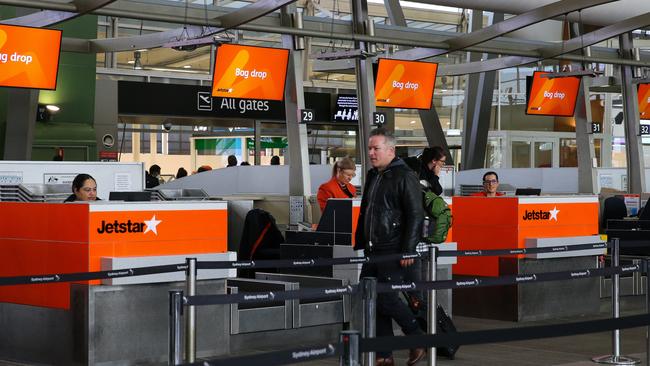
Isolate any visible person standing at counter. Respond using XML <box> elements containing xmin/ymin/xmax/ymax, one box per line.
<box><xmin>471</xmin><ymin>171</ymin><xmax>505</xmax><ymax>197</ymax></box>
<box><xmin>316</xmin><ymin>157</ymin><xmax>357</xmax><ymax>212</ymax></box>
<box><xmin>64</xmin><ymin>174</ymin><xmax>99</xmax><ymax>202</ymax></box>
<box><xmin>355</xmin><ymin>128</ymin><xmax>425</xmax><ymax>366</ymax></box>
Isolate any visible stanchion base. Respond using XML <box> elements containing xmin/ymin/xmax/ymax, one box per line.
<box><xmin>591</xmin><ymin>355</ymin><xmax>641</xmax><ymax>365</ymax></box>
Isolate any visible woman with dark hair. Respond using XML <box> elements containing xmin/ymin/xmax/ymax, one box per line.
<box><xmin>316</xmin><ymin>157</ymin><xmax>357</xmax><ymax>212</ymax></box>
<box><xmin>64</xmin><ymin>174</ymin><xmax>99</xmax><ymax>202</ymax></box>
<box><xmin>176</xmin><ymin>167</ymin><xmax>188</xmax><ymax>179</ymax></box>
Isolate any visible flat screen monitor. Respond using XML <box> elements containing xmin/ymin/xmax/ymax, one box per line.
<box><xmin>333</xmin><ymin>94</ymin><xmax>358</xmax><ymax>122</ymax></box>
<box><xmin>109</xmin><ymin>191</ymin><xmax>152</xmax><ymax>202</ymax></box>
<box><xmin>638</xmin><ymin>83</ymin><xmax>650</xmax><ymax>119</ymax></box>
<box><xmin>0</xmin><ymin>24</ymin><xmax>62</xmax><ymax>90</ymax></box>
<box><xmin>375</xmin><ymin>58</ymin><xmax>437</xmax><ymax>110</ymax></box>
<box><xmin>211</xmin><ymin>44</ymin><xmax>289</xmax><ymax>101</ymax></box>
<box><xmin>515</xmin><ymin>188</ymin><xmax>542</xmax><ymax>196</ymax></box>
<box><xmin>526</xmin><ymin>71</ymin><xmax>580</xmax><ymax>117</ymax></box>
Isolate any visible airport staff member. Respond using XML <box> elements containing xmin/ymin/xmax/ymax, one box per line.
<box><xmin>355</xmin><ymin>128</ymin><xmax>425</xmax><ymax>366</ymax></box>
<box><xmin>64</xmin><ymin>174</ymin><xmax>99</xmax><ymax>202</ymax></box>
<box><xmin>404</xmin><ymin>146</ymin><xmax>446</xmax><ymax>195</ymax></box>
<box><xmin>316</xmin><ymin>157</ymin><xmax>357</xmax><ymax>212</ymax></box>
<box><xmin>471</xmin><ymin>171</ymin><xmax>505</xmax><ymax>197</ymax></box>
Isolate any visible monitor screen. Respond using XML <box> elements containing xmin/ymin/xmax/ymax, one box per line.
<box><xmin>638</xmin><ymin>83</ymin><xmax>650</xmax><ymax>120</ymax></box>
<box><xmin>0</xmin><ymin>24</ymin><xmax>62</xmax><ymax>90</ymax></box>
<box><xmin>515</xmin><ymin>188</ymin><xmax>542</xmax><ymax>196</ymax></box>
<box><xmin>526</xmin><ymin>71</ymin><xmax>580</xmax><ymax>117</ymax></box>
<box><xmin>374</xmin><ymin>58</ymin><xmax>437</xmax><ymax>110</ymax></box>
<box><xmin>211</xmin><ymin>44</ymin><xmax>290</xmax><ymax>101</ymax></box>
<box><xmin>333</xmin><ymin>94</ymin><xmax>359</xmax><ymax>122</ymax></box>
<box><xmin>109</xmin><ymin>191</ymin><xmax>152</xmax><ymax>202</ymax></box>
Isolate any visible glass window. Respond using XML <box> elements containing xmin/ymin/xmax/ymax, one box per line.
<box><xmin>511</xmin><ymin>141</ymin><xmax>531</xmax><ymax>168</ymax></box>
<box><xmin>534</xmin><ymin>141</ymin><xmax>554</xmax><ymax>168</ymax></box>
<box><xmin>560</xmin><ymin>138</ymin><xmax>577</xmax><ymax>167</ymax></box>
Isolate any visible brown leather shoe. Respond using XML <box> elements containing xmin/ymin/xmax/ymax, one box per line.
<box><xmin>406</xmin><ymin>348</ymin><xmax>426</xmax><ymax>366</ymax></box>
<box><xmin>376</xmin><ymin>356</ymin><xmax>395</xmax><ymax>366</ymax></box>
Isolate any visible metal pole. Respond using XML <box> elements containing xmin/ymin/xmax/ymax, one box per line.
<box><xmin>185</xmin><ymin>258</ymin><xmax>197</xmax><ymax>363</ymax></box>
<box><xmin>593</xmin><ymin>238</ymin><xmax>640</xmax><ymax>364</ymax></box>
<box><xmin>613</xmin><ymin>238</ymin><xmax>621</xmax><ymax>358</ymax></box>
<box><xmin>427</xmin><ymin>245</ymin><xmax>438</xmax><ymax>366</ymax></box>
<box><xmin>646</xmin><ymin>259</ymin><xmax>650</xmax><ymax>366</ymax></box>
<box><xmin>362</xmin><ymin>277</ymin><xmax>377</xmax><ymax>366</ymax></box>
<box><xmin>168</xmin><ymin>290</ymin><xmax>183</xmax><ymax>366</ymax></box>
<box><xmin>340</xmin><ymin>330</ymin><xmax>361</xmax><ymax>366</ymax></box>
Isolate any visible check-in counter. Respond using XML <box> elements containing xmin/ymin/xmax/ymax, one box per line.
<box><xmin>0</xmin><ymin>201</ymin><xmax>229</xmax><ymax>309</ymax></box>
<box><xmin>451</xmin><ymin>195</ymin><xmax>602</xmax><ymax>321</ymax></box>
<box><xmin>452</xmin><ymin>195</ymin><xmax>599</xmax><ymax>276</ymax></box>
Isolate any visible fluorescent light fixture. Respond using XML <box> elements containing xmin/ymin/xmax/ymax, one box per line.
<box><xmin>127</xmin><ymin>60</ymin><xmax>134</xmax><ymax>64</ymax></box>
<box><xmin>447</xmin><ymin>129</ymin><xmax>461</xmax><ymax>136</ymax></box>
<box><xmin>183</xmin><ymin>65</ymin><xmax>192</xmax><ymax>69</ymax></box>
<box><xmin>46</xmin><ymin>105</ymin><xmax>60</xmax><ymax>112</ymax></box>
<box><xmin>410</xmin><ymin>120</ymin><xmax>416</xmax><ymax>124</ymax></box>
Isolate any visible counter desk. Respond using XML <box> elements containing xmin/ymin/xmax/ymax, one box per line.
<box><xmin>450</xmin><ymin>195</ymin><xmax>603</xmax><ymax>321</ymax></box>
<box><xmin>0</xmin><ymin>200</ymin><xmax>229</xmax><ymax>309</ymax></box>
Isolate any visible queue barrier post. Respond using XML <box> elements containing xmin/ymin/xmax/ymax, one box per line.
<box><xmin>168</xmin><ymin>290</ymin><xmax>183</xmax><ymax>366</ymax></box>
<box><xmin>361</xmin><ymin>277</ymin><xmax>377</xmax><ymax>366</ymax></box>
<box><xmin>340</xmin><ymin>330</ymin><xmax>361</xmax><ymax>366</ymax></box>
<box><xmin>185</xmin><ymin>258</ymin><xmax>197</xmax><ymax>363</ymax></box>
<box><xmin>593</xmin><ymin>238</ymin><xmax>640</xmax><ymax>365</ymax></box>
<box><xmin>427</xmin><ymin>245</ymin><xmax>438</xmax><ymax>366</ymax></box>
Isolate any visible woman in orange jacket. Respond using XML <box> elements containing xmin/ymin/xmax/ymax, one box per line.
<box><xmin>317</xmin><ymin>157</ymin><xmax>357</xmax><ymax>212</ymax></box>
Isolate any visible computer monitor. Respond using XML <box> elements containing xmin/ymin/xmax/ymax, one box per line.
<box><xmin>108</xmin><ymin>191</ymin><xmax>152</xmax><ymax>202</ymax></box>
<box><xmin>515</xmin><ymin>188</ymin><xmax>541</xmax><ymax>196</ymax></box>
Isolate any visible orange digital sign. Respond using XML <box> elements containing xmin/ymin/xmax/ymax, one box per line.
<box><xmin>211</xmin><ymin>44</ymin><xmax>289</xmax><ymax>101</ymax></box>
<box><xmin>526</xmin><ymin>71</ymin><xmax>580</xmax><ymax>117</ymax></box>
<box><xmin>0</xmin><ymin>24</ymin><xmax>62</xmax><ymax>90</ymax></box>
<box><xmin>638</xmin><ymin>83</ymin><xmax>650</xmax><ymax>120</ymax></box>
<box><xmin>375</xmin><ymin>58</ymin><xmax>437</xmax><ymax>109</ymax></box>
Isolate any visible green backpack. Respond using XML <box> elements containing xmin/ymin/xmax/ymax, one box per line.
<box><xmin>423</xmin><ymin>189</ymin><xmax>452</xmax><ymax>243</ymax></box>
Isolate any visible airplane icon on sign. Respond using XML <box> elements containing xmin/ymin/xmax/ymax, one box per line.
<box><xmin>197</xmin><ymin>92</ymin><xmax>212</xmax><ymax>111</ymax></box>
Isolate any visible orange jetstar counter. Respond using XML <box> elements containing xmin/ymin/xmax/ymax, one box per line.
<box><xmin>452</xmin><ymin>196</ymin><xmax>598</xmax><ymax>276</ymax></box>
<box><xmin>0</xmin><ymin>201</ymin><xmax>228</xmax><ymax>309</ymax></box>
<box><xmin>451</xmin><ymin>195</ymin><xmax>602</xmax><ymax>321</ymax></box>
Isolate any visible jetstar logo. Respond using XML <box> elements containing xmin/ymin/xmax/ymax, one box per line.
<box><xmin>96</xmin><ymin>215</ymin><xmax>162</xmax><ymax>235</ymax></box>
<box><xmin>522</xmin><ymin>206</ymin><xmax>560</xmax><ymax>221</ymax></box>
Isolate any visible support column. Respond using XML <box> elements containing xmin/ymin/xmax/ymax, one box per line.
<box><xmin>254</xmin><ymin>120</ymin><xmax>262</xmax><ymax>165</ymax></box>
<box><xmin>575</xmin><ymin>77</ymin><xmax>597</xmax><ymax>193</ymax></box>
<box><xmin>3</xmin><ymin>89</ymin><xmax>39</xmax><ymax>160</ymax></box>
<box><xmin>619</xmin><ymin>33</ymin><xmax>646</xmax><ymax>193</ymax></box>
<box><xmin>351</xmin><ymin>0</ymin><xmax>375</xmax><ymax>183</ymax></box>
<box><xmin>460</xmin><ymin>11</ymin><xmax>503</xmax><ymax>170</ymax></box>
<box><xmin>281</xmin><ymin>4</ymin><xmax>312</xmax><ymax>220</ymax></box>
<box><xmin>602</xmin><ymin>64</ymin><xmax>614</xmax><ymax>168</ymax></box>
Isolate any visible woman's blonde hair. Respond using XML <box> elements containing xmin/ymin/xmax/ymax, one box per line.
<box><xmin>332</xmin><ymin>157</ymin><xmax>356</xmax><ymax>177</ymax></box>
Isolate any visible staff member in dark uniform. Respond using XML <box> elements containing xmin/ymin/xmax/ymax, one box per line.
<box><xmin>64</xmin><ymin>174</ymin><xmax>99</xmax><ymax>202</ymax></box>
<box><xmin>355</xmin><ymin>128</ymin><xmax>425</xmax><ymax>366</ymax></box>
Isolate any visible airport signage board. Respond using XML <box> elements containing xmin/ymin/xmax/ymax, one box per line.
<box><xmin>0</xmin><ymin>24</ymin><xmax>62</xmax><ymax>90</ymax></box>
<box><xmin>374</xmin><ymin>58</ymin><xmax>437</xmax><ymax>110</ymax></box>
<box><xmin>119</xmin><ymin>81</ymin><xmax>331</xmax><ymax>122</ymax></box>
<box><xmin>638</xmin><ymin>83</ymin><xmax>650</xmax><ymax>120</ymax></box>
<box><xmin>526</xmin><ymin>71</ymin><xmax>580</xmax><ymax>117</ymax></box>
<box><xmin>211</xmin><ymin>44</ymin><xmax>289</xmax><ymax>101</ymax></box>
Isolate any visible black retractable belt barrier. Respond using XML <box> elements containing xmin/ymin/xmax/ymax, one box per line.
<box><xmin>186</xmin><ymin>284</ymin><xmax>357</xmax><ymax>306</ymax></box>
<box><xmin>178</xmin><ymin>342</ymin><xmax>341</xmax><ymax>366</ymax></box>
<box><xmin>360</xmin><ymin>313</ymin><xmax>650</xmax><ymax>353</ymax></box>
<box><xmin>437</xmin><ymin>242</ymin><xmax>608</xmax><ymax>257</ymax></box>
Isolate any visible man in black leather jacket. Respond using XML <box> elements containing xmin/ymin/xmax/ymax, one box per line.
<box><xmin>355</xmin><ymin>128</ymin><xmax>425</xmax><ymax>366</ymax></box>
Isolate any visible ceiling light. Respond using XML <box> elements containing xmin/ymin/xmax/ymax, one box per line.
<box><xmin>46</xmin><ymin>105</ymin><xmax>60</xmax><ymax>112</ymax></box>
<box><xmin>183</xmin><ymin>65</ymin><xmax>192</xmax><ymax>69</ymax></box>
<box><xmin>410</xmin><ymin>120</ymin><xmax>416</xmax><ymax>124</ymax></box>
<box><xmin>447</xmin><ymin>129</ymin><xmax>461</xmax><ymax>136</ymax></box>
<box><xmin>127</xmin><ymin>60</ymin><xmax>134</xmax><ymax>64</ymax></box>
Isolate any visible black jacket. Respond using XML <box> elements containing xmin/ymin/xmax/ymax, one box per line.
<box><xmin>403</xmin><ymin>156</ymin><xmax>443</xmax><ymax>196</ymax></box>
<box><xmin>355</xmin><ymin>158</ymin><xmax>424</xmax><ymax>255</ymax></box>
